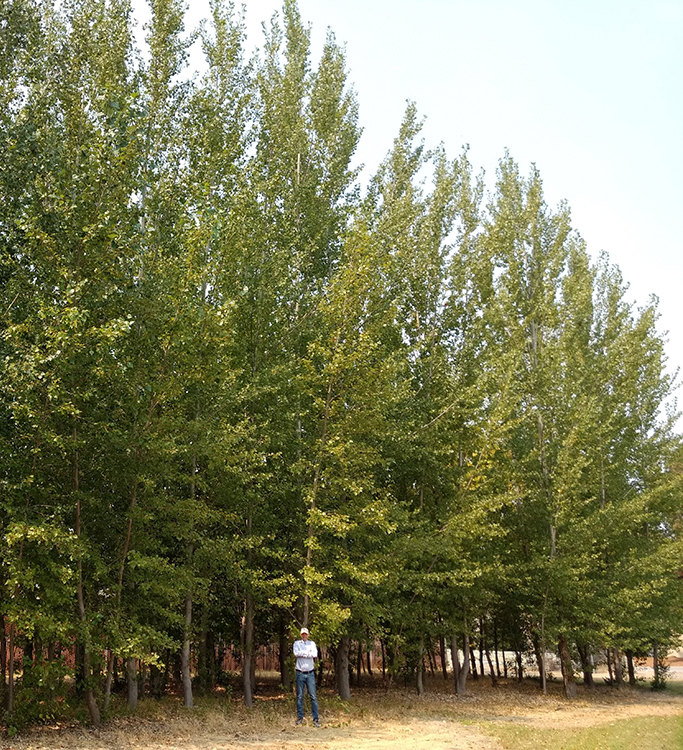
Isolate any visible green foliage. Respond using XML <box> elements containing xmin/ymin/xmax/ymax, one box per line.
<box><xmin>0</xmin><ymin>0</ymin><xmax>681</xmax><ymax>726</ymax></box>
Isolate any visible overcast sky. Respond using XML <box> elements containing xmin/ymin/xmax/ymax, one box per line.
<box><xmin>134</xmin><ymin>0</ymin><xmax>683</xmax><ymax>414</ymax></box>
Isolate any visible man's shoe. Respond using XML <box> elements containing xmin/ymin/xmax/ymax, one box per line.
<box><xmin>295</xmin><ymin>719</ymin><xmax>303</xmax><ymax>726</ymax></box>
<box><xmin>314</xmin><ymin>720</ymin><xmax>321</xmax><ymax>728</ymax></box>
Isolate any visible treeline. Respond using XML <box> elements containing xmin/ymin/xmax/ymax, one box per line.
<box><xmin>1</xmin><ymin>0</ymin><xmax>681</xmax><ymax>729</ymax></box>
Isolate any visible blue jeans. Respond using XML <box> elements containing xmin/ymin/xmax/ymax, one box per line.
<box><xmin>295</xmin><ymin>669</ymin><xmax>319</xmax><ymax>721</ymax></box>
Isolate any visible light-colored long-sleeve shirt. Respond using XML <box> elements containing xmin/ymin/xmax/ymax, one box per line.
<box><xmin>293</xmin><ymin>639</ymin><xmax>318</xmax><ymax>672</ymax></box>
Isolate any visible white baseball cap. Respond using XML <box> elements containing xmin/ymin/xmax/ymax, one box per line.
<box><xmin>300</xmin><ymin>627</ymin><xmax>309</xmax><ymax>635</ymax></box>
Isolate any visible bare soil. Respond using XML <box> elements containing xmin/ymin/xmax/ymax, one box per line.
<box><xmin>3</xmin><ymin>678</ymin><xmax>682</xmax><ymax>750</ymax></box>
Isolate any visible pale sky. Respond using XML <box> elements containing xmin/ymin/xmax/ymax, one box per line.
<box><xmin>134</xmin><ymin>0</ymin><xmax>683</xmax><ymax>416</ymax></box>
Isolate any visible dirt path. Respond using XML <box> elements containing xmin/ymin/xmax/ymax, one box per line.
<box><xmin>145</xmin><ymin>721</ymin><xmax>502</xmax><ymax>750</ymax></box>
<box><xmin>4</xmin><ymin>686</ymin><xmax>682</xmax><ymax>750</ymax></box>
<box><xmin>2</xmin><ymin>720</ymin><xmax>503</xmax><ymax>750</ymax></box>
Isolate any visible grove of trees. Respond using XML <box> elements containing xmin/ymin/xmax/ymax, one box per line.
<box><xmin>1</xmin><ymin>0</ymin><xmax>681</xmax><ymax>728</ymax></box>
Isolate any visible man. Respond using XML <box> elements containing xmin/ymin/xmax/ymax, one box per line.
<box><xmin>293</xmin><ymin>627</ymin><xmax>320</xmax><ymax>727</ymax></box>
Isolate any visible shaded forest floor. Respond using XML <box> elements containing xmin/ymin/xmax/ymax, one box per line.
<box><xmin>4</xmin><ymin>674</ymin><xmax>683</xmax><ymax>750</ymax></box>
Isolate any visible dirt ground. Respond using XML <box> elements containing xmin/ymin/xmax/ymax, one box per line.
<box><xmin>3</xmin><ymin>679</ymin><xmax>683</xmax><ymax>750</ymax></box>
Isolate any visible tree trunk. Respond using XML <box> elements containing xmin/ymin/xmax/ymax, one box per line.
<box><xmin>304</xmin><ymin>376</ymin><xmax>335</xmax><ymax>627</ymax></box>
<box><xmin>278</xmin><ymin>617</ymin><xmax>291</xmax><ymax>691</ymax></box>
<box><xmin>452</xmin><ymin>631</ymin><xmax>470</xmax><ymax>695</ymax></box>
<box><xmin>102</xmin><ymin>650</ymin><xmax>116</xmax><ymax>713</ymax></box>
<box><xmin>206</xmin><ymin>629</ymin><xmax>216</xmax><ymax>690</ymax></box>
<box><xmin>612</xmin><ymin>646</ymin><xmax>624</xmax><ymax>687</ymax></box>
<box><xmin>242</xmin><ymin>590</ymin><xmax>254</xmax><ymax>707</ymax></box>
<box><xmin>577</xmin><ymin>643</ymin><xmax>594</xmax><ymax>688</ymax></box>
<box><xmin>336</xmin><ymin>636</ymin><xmax>351</xmax><ymax>700</ymax></box>
<box><xmin>7</xmin><ymin>623</ymin><xmax>14</xmax><ymax>715</ymax></box>
<box><xmin>0</xmin><ymin>615</ymin><xmax>6</xmax><ymax>700</ymax></box>
<box><xmin>558</xmin><ymin>634</ymin><xmax>577</xmax><ymax>698</ymax></box>
<box><xmin>493</xmin><ymin>623</ymin><xmax>501</xmax><ymax>678</ymax></box>
<box><xmin>416</xmin><ymin>635</ymin><xmax>425</xmax><ymax>695</ymax></box>
<box><xmin>485</xmin><ymin>647</ymin><xmax>498</xmax><ymax>687</ymax></box>
<box><xmin>115</xmin><ymin>656</ymin><xmax>125</xmax><ymax>692</ymax></box>
<box><xmin>469</xmin><ymin>644</ymin><xmax>478</xmax><ymax>680</ymax></box>
<box><xmin>533</xmin><ymin>636</ymin><xmax>546</xmax><ymax>694</ymax></box>
<box><xmin>150</xmin><ymin>663</ymin><xmax>164</xmax><ymax>698</ymax></box>
<box><xmin>198</xmin><ymin>610</ymin><xmax>208</xmax><ymax>694</ymax></box>
<box><xmin>606</xmin><ymin>647</ymin><xmax>614</xmax><ymax>686</ymax></box>
<box><xmin>515</xmin><ymin>648</ymin><xmax>523</xmax><ymax>682</ymax></box>
<box><xmin>126</xmin><ymin>657</ymin><xmax>138</xmax><ymax>709</ymax></box>
<box><xmin>451</xmin><ymin>635</ymin><xmax>460</xmax><ymax>692</ymax></box>
<box><xmin>139</xmin><ymin>661</ymin><xmax>147</xmax><ymax>699</ymax></box>
<box><xmin>439</xmin><ymin>635</ymin><xmax>448</xmax><ymax>680</ymax></box>
<box><xmin>74</xmin><ymin>432</ymin><xmax>101</xmax><ymax>727</ymax></box>
<box><xmin>181</xmin><ymin>579</ymin><xmax>194</xmax><ymax>708</ymax></box>
<box><xmin>426</xmin><ymin>643</ymin><xmax>437</xmax><ymax>677</ymax></box>
<box><xmin>626</xmin><ymin>649</ymin><xmax>636</xmax><ymax>686</ymax></box>
<box><xmin>479</xmin><ymin>622</ymin><xmax>485</xmax><ymax>678</ymax></box>
<box><xmin>652</xmin><ymin>642</ymin><xmax>663</xmax><ymax>689</ymax></box>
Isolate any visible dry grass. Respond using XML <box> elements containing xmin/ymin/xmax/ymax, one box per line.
<box><xmin>3</xmin><ymin>675</ymin><xmax>683</xmax><ymax>750</ymax></box>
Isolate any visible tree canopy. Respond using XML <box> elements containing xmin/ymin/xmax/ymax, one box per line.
<box><xmin>1</xmin><ymin>0</ymin><xmax>681</xmax><ymax>727</ymax></box>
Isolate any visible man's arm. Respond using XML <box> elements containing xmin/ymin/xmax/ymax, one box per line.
<box><xmin>293</xmin><ymin>640</ymin><xmax>317</xmax><ymax>658</ymax></box>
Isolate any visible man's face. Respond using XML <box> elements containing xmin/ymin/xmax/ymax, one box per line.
<box><xmin>301</xmin><ymin>632</ymin><xmax>309</xmax><ymax>641</ymax></box>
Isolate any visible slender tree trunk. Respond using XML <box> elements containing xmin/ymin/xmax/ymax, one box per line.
<box><xmin>493</xmin><ymin>622</ymin><xmax>501</xmax><ymax>678</ymax></box>
<box><xmin>46</xmin><ymin>641</ymin><xmax>56</xmax><ymax>700</ymax></box>
<box><xmin>416</xmin><ymin>635</ymin><xmax>425</xmax><ymax>695</ymax></box>
<box><xmin>381</xmin><ymin>639</ymin><xmax>386</xmax><ymax>680</ymax></box>
<box><xmin>104</xmin><ymin>475</ymin><xmax>139</xmax><ymax>715</ymax></box>
<box><xmin>0</xmin><ymin>614</ymin><xmax>5</xmax><ymax>700</ymax></box>
<box><xmin>7</xmin><ymin>624</ymin><xmax>14</xmax><ymax>715</ymax></box>
<box><xmin>356</xmin><ymin>640</ymin><xmax>362</xmax><ymax>683</ymax></box>
<box><xmin>426</xmin><ymin>643</ymin><xmax>437</xmax><ymax>677</ymax></box>
<box><xmin>102</xmin><ymin>650</ymin><xmax>116</xmax><ymax>713</ymax></box>
<box><xmin>558</xmin><ymin>634</ymin><xmax>577</xmax><ymax>698</ymax></box>
<box><xmin>652</xmin><ymin>642</ymin><xmax>662</xmax><ymax>689</ymax></box>
<box><xmin>626</xmin><ymin>650</ymin><xmax>636</xmax><ymax>686</ymax></box>
<box><xmin>577</xmin><ymin>643</ymin><xmax>594</xmax><ymax>688</ymax></box>
<box><xmin>459</xmin><ymin>632</ymin><xmax>471</xmax><ymax>693</ymax></box>
<box><xmin>336</xmin><ymin>636</ymin><xmax>351</xmax><ymax>700</ymax></box>
<box><xmin>242</xmin><ymin>590</ymin><xmax>254</xmax><ymax>707</ymax></box>
<box><xmin>452</xmin><ymin>629</ymin><xmax>470</xmax><ymax>695</ymax></box>
<box><xmin>75</xmin><ymin>641</ymin><xmax>85</xmax><ymax>697</ymax></box>
<box><xmin>74</xmin><ymin>431</ymin><xmax>101</xmax><ymax>727</ymax></box>
<box><xmin>451</xmin><ymin>635</ymin><xmax>460</xmax><ymax>692</ymax></box>
<box><xmin>516</xmin><ymin>649</ymin><xmax>523</xmax><ymax>682</ymax></box>
<box><xmin>612</xmin><ymin>646</ymin><xmax>624</xmax><ymax>687</ymax></box>
<box><xmin>126</xmin><ymin>657</ymin><xmax>138</xmax><ymax>709</ymax></box>
<box><xmin>304</xmin><ymin>374</ymin><xmax>335</xmax><ymax>626</ymax></box>
<box><xmin>150</xmin><ymin>663</ymin><xmax>163</xmax><ymax>699</ymax></box>
<box><xmin>469</xmin><ymin>645</ymin><xmax>478</xmax><ymax>680</ymax></box>
<box><xmin>181</xmin><ymin>543</ymin><xmax>194</xmax><ymax>708</ymax></box>
<box><xmin>606</xmin><ymin>647</ymin><xmax>614</xmax><ymax>686</ymax></box>
<box><xmin>206</xmin><ymin>630</ymin><xmax>215</xmax><ymax>690</ymax></box>
<box><xmin>478</xmin><ymin>622</ymin><xmax>485</xmax><ymax>678</ymax></box>
<box><xmin>139</xmin><ymin>661</ymin><xmax>147</xmax><ymax>699</ymax></box>
<box><xmin>439</xmin><ymin>636</ymin><xmax>448</xmax><ymax>680</ymax></box>
<box><xmin>278</xmin><ymin>616</ymin><xmax>291</xmax><ymax>691</ymax></box>
<box><xmin>366</xmin><ymin>643</ymin><xmax>373</xmax><ymax>676</ymax></box>
<box><xmin>485</xmin><ymin>647</ymin><xmax>498</xmax><ymax>687</ymax></box>
<box><xmin>198</xmin><ymin>609</ymin><xmax>208</xmax><ymax>694</ymax></box>
<box><xmin>533</xmin><ymin>636</ymin><xmax>546</xmax><ymax>694</ymax></box>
